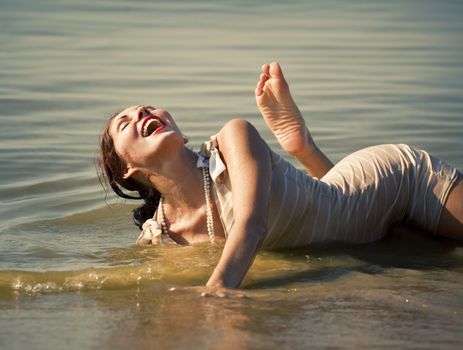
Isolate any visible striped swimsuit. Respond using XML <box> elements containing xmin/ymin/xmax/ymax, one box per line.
<box><xmin>200</xmin><ymin>140</ymin><xmax>461</xmax><ymax>250</ymax></box>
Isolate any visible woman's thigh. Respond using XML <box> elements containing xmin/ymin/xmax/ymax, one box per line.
<box><xmin>438</xmin><ymin>176</ymin><xmax>463</xmax><ymax>239</ymax></box>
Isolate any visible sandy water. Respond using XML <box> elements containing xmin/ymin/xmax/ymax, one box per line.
<box><xmin>1</xmin><ymin>0</ymin><xmax>463</xmax><ymax>348</ymax></box>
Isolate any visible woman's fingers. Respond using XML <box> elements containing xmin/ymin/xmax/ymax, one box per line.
<box><xmin>169</xmin><ymin>286</ymin><xmax>249</xmax><ymax>299</ymax></box>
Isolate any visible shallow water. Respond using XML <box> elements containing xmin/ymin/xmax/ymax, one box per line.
<box><xmin>1</xmin><ymin>0</ymin><xmax>463</xmax><ymax>348</ymax></box>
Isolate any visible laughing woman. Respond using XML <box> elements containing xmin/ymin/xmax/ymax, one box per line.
<box><xmin>98</xmin><ymin>62</ymin><xmax>463</xmax><ymax>294</ymax></box>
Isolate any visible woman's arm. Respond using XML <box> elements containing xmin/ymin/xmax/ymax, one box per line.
<box><xmin>206</xmin><ymin>119</ymin><xmax>272</xmax><ymax>289</ymax></box>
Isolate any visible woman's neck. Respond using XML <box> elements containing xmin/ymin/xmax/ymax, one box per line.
<box><xmin>148</xmin><ymin>147</ymin><xmax>205</xmax><ymax>210</ymax></box>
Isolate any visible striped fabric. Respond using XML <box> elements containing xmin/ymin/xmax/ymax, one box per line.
<box><xmin>202</xmin><ymin>142</ymin><xmax>461</xmax><ymax>250</ymax></box>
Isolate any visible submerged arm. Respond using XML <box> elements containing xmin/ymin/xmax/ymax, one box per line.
<box><xmin>206</xmin><ymin>119</ymin><xmax>272</xmax><ymax>289</ymax></box>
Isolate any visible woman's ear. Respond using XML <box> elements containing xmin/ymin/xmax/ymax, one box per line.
<box><xmin>123</xmin><ymin>165</ymin><xmax>140</xmax><ymax>179</ymax></box>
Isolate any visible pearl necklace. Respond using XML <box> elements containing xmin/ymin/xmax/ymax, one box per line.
<box><xmin>158</xmin><ymin>166</ymin><xmax>215</xmax><ymax>243</ymax></box>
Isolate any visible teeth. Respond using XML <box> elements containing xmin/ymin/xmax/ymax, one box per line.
<box><xmin>142</xmin><ymin>118</ymin><xmax>162</xmax><ymax>137</ymax></box>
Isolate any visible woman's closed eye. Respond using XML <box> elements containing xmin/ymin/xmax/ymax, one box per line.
<box><xmin>115</xmin><ymin>115</ymin><xmax>129</xmax><ymax>132</ymax></box>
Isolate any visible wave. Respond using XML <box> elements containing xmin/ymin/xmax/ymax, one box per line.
<box><xmin>3</xmin><ymin>232</ymin><xmax>462</xmax><ymax>299</ymax></box>
<box><xmin>0</xmin><ymin>244</ymin><xmax>223</xmax><ymax>297</ymax></box>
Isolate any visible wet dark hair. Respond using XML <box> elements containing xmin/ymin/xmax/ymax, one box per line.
<box><xmin>97</xmin><ymin>110</ymin><xmax>159</xmax><ymax>229</ymax></box>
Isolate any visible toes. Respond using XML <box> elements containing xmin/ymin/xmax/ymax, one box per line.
<box><xmin>269</xmin><ymin>62</ymin><xmax>284</xmax><ymax>78</ymax></box>
<box><xmin>257</xmin><ymin>73</ymin><xmax>268</xmax><ymax>89</ymax></box>
<box><xmin>259</xmin><ymin>72</ymin><xmax>269</xmax><ymax>84</ymax></box>
<box><xmin>256</xmin><ymin>72</ymin><xmax>268</xmax><ymax>92</ymax></box>
<box><xmin>261</xmin><ymin>63</ymin><xmax>270</xmax><ymax>76</ymax></box>
<box><xmin>257</xmin><ymin>62</ymin><xmax>284</xmax><ymax>97</ymax></box>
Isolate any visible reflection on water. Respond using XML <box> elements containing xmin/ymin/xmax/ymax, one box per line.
<box><xmin>1</xmin><ymin>0</ymin><xmax>463</xmax><ymax>348</ymax></box>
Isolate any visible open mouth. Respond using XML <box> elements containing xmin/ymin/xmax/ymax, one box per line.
<box><xmin>141</xmin><ymin>116</ymin><xmax>165</xmax><ymax>137</ymax></box>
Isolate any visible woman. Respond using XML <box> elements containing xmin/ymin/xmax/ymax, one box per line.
<box><xmin>99</xmin><ymin>62</ymin><xmax>463</xmax><ymax>295</ymax></box>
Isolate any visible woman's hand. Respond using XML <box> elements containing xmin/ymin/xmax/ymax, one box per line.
<box><xmin>169</xmin><ymin>285</ymin><xmax>249</xmax><ymax>299</ymax></box>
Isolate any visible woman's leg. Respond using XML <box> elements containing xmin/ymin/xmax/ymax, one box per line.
<box><xmin>437</xmin><ymin>177</ymin><xmax>463</xmax><ymax>239</ymax></box>
<box><xmin>255</xmin><ymin>62</ymin><xmax>333</xmax><ymax>179</ymax></box>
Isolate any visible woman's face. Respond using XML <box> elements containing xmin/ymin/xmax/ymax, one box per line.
<box><xmin>110</xmin><ymin>105</ymin><xmax>184</xmax><ymax>176</ymax></box>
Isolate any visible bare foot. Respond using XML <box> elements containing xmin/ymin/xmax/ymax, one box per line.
<box><xmin>255</xmin><ymin>62</ymin><xmax>313</xmax><ymax>157</ymax></box>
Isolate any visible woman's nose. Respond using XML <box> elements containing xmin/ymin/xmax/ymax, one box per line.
<box><xmin>134</xmin><ymin>105</ymin><xmax>146</xmax><ymax>121</ymax></box>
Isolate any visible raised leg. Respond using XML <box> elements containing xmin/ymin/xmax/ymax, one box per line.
<box><xmin>255</xmin><ymin>62</ymin><xmax>333</xmax><ymax>178</ymax></box>
<box><xmin>255</xmin><ymin>62</ymin><xmax>312</xmax><ymax>157</ymax></box>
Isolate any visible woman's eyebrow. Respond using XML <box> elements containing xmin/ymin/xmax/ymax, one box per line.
<box><xmin>113</xmin><ymin>114</ymin><xmax>128</xmax><ymax>132</ymax></box>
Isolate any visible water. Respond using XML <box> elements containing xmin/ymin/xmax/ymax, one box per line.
<box><xmin>1</xmin><ymin>0</ymin><xmax>463</xmax><ymax>348</ymax></box>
